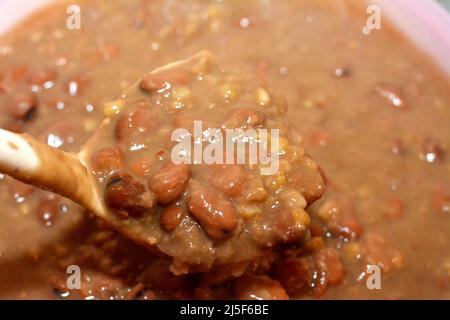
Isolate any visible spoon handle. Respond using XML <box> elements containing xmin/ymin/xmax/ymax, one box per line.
<box><xmin>0</xmin><ymin>128</ymin><xmax>104</xmax><ymax>215</ymax></box>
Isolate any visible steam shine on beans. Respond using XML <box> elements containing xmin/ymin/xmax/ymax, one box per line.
<box><xmin>160</xmin><ymin>206</ymin><xmax>185</xmax><ymax>232</ymax></box>
<box><xmin>188</xmin><ymin>183</ymin><xmax>238</xmax><ymax>240</ymax></box>
<box><xmin>149</xmin><ymin>163</ymin><xmax>190</xmax><ymax>205</ymax></box>
<box><xmin>8</xmin><ymin>92</ymin><xmax>37</xmax><ymax>120</ymax></box>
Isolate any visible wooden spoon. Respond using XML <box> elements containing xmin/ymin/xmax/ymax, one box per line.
<box><xmin>0</xmin><ymin>52</ymin><xmax>209</xmax><ymax>249</ymax></box>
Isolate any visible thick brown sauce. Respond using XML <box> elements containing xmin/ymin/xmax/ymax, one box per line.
<box><xmin>0</xmin><ymin>0</ymin><xmax>449</xmax><ymax>299</ymax></box>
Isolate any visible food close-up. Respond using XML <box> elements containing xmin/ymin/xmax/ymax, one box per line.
<box><xmin>0</xmin><ymin>0</ymin><xmax>449</xmax><ymax>301</ymax></box>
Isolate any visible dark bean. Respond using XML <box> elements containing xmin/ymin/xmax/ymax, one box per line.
<box><xmin>160</xmin><ymin>206</ymin><xmax>185</xmax><ymax>232</ymax></box>
<box><xmin>105</xmin><ymin>173</ymin><xmax>155</xmax><ymax>217</ymax></box>
<box><xmin>288</xmin><ymin>157</ymin><xmax>325</xmax><ymax>203</ymax></box>
<box><xmin>187</xmin><ymin>183</ymin><xmax>238</xmax><ymax>240</ymax></box>
<box><xmin>149</xmin><ymin>163</ymin><xmax>190</xmax><ymax>205</ymax></box>
<box><xmin>8</xmin><ymin>93</ymin><xmax>37</xmax><ymax>120</ymax></box>
<box><xmin>210</xmin><ymin>165</ymin><xmax>247</xmax><ymax>198</ymax></box>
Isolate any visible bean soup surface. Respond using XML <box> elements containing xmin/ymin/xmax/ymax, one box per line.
<box><xmin>0</xmin><ymin>0</ymin><xmax>449</xmax><ymax>299</ymax></box>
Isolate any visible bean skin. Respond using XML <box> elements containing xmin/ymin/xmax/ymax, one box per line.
<box><xmin>149</xmin><ymin>163</ymin><xmax>190</xmax><ymax>205</ymax></box>
<box><xmin>160</xmin><ymin>206</ymin><xmax>185</xmax><ymax>232</ymax></box>
<box><xmin>187</xmin><ymin>184</ymin><xmax>238</xmax><ymax>240</ymax></box>
<box><xmin>105</xmin><ymin>173</ymin><xmax>155</xmax><ymax>217</ymax></box>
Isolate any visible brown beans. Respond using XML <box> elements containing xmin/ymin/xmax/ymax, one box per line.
<box><xmin>149</xmin><ymin>162</ymin><xmax>190</xmax><ymax>205</ymax></box>
<box><xmin>8</xmin><ymin>92</ymin><xmax>37</xmax><ymax>120</ymax></box>
<box><xmin>271</xmin><ymin>258</ymin><xmax>311</xmax><ymax>296</ymax></box>
<box><xmin>210</xmin><ymin>164</ymin><xmax>247</xmax><ymax>198</ymax></box>
<box><xmin>314</xmin><ymin>248</ymin><xmax>345</xmax><ymax>286</ymax></box>
<box><xmin>288</xmin><ymin>157</ymin><xmax>325</xmax><ymax>203</ymax></box>
<box><xmin>188</xmin><ymin>183</ymin><xmax>238</xmax><ymax>240</ymax></box>
<box><xmin>105</xmin><ymin>173</ymin><xmax>155</xmax><ymax>217</ymax></box>
<box><xmin>233</xmin><ymin>275</ymin><xmax>288</xmax><ymax>300</ymax></box>
<box><xmin>115</xmin><ymin>106</ymin><xmax>159</xmax><ymax>142</ymax></box>
<box><xmin>223</xmin><ymin>107</ymin><xmax>265</xmax><ymax>130</ymax></box>
<box><xmin>140</xmin><ymin>69</ymin><xmax>190</xmax><ymax>94</ymax></box>
<box><xmin>160</xmin><ymin>206</ymin><xmax>185</xmax><ymax>232</ymax></box>
<box><xmin>92</xmin><ymin>146</ymin><xmax>124</xmax><ymax>173</ymax></box>
<box><xmin>130</xmin><ymin>157</ymin><xmax>154</xmax><ymax>177</ymax></box>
